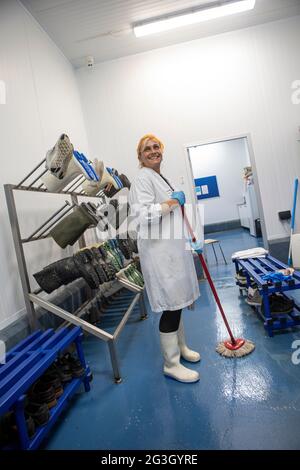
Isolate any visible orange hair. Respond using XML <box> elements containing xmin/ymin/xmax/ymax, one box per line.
<box><xmin>137</xmin><ymin>134</ymin><xmax>164</xmax><ymax>157</ymax></box>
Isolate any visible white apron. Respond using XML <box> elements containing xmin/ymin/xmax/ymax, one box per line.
<box><xmin>129</xmin><ymin>167</ymin><xmax>200</xmax><ymax>313</ymax></box>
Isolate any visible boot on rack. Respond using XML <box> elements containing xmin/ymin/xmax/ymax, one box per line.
<box><xmin>50</xmin><ymin>203</ymin><xmax>99</xmax><ymax>248</ymax></box>
<box><xmin>46</xmin><ymin>134</ymin><xmax>74</xmax><ymax>180</ymax></box>
<box><xmin>103</xmin><ymin>174</ymin><xmax>131</xmax><ymax>198</ymax></box>
<box><xmin>73</xmin><ymin>251</ymin><xmax>100</xmax><ymax>289</ymax></box>
<box><xmin>82</xmin><ymin>161</ymin><xmax>123</xmax><ymax>196</ymax></box>
<box><xmin>33</xmin><ymin>255</ymin><xmax>99</xmax><ymax>293</ymax></box>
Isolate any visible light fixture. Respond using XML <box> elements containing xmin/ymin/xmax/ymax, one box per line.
<box><xmin>133</xmin><ymin>0</ymin><xmax>256</xmax><ymax>37</ymax></box>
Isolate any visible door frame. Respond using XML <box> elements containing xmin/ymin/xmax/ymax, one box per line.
<box><xmin>183</xmin><ymin>133</ymin><xmax>268</xmax><ymax>248</ymax></box>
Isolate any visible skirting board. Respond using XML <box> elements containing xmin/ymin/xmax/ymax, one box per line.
<box><xmin>204</xmin><ymin>219</ymin><xmax>241</xmax><ymax>234</ymax></box>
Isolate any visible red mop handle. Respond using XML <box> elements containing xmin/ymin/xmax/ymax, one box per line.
<box><xmin>181</xmin><ymin>206</ymin><xmax>237</xmax><ymax>346</ymax></box>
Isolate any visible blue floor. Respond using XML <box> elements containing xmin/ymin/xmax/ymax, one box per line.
<box><xmin>44</xmin><ymin>228</ymin><xmax>300</xmax><ymax>450</ymax></box>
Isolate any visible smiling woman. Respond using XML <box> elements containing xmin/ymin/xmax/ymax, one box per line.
<box><xmin>129</xmin><ymin>134</ymin><xmax>201</xmax><ymax>383</ymax></box>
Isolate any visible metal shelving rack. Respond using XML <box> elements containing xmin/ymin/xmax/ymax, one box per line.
<box><xmin>4</xmin><ymin>158</ymin><xmax>147</xmax><ymax>383</ymax></box>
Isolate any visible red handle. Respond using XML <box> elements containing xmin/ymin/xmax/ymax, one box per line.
<box><xmin>181</xmin><ymin>206</ymin><xmax>237</xmax><ymax>346</ymax></box>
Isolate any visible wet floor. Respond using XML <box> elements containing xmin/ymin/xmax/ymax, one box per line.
<box><xmin>45</xmin><ymin>228</ymin><xmax>300</xmax><ymax>450</ymax></box>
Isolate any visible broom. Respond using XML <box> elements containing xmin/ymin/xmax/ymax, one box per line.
<box><xmin>288</xmin><ymin>178</ymin><xmax>299</xmax><ymax>267</ymax></box>
<box><xmin>181</xmin><ymin>206</ymin><xmax>255</xmax><ymax>358</ymax></box>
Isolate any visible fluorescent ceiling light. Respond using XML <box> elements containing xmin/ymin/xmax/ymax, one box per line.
<box><xmin>133</xmin><ymin>0</ymin><xmax>256</xmax><ymax>37</ymax></box>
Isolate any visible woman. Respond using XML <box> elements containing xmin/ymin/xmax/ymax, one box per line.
<box><xmin>129</xmin><ymin>134</ymin><xmax>202</xmax><ymax>383</ymax></box>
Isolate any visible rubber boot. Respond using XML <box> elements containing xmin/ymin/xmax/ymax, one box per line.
<box><xmin>33</xmin><ymin>265</ymin><xmax>63</xmax><ymax>293</ymax></box>
<box><xmin>159</xmin><ymin>331</ymin><xmax>199</xmax><ymax>383</ymax></box>
<box><xmin>73</xmin><ymin>251</ymin><xmax>100</xmax><ymax>289</ymax></box>
<box><xmin>34</xmin><ymin>257</ymin><xmax>83</xmax><ymax>293</ymax></box>
<box><xmin>50</xmin><ymin>204</ymin><xmax>98</xmax><ymax>248</ymax></box>
<box><xmin>46</xmin><ymin>134</ymin><xmax>74</xmax><ymax>180</ymax></box>
<box><xmin>177</xmin><ymin>319</ymin><xmax>201</xmax><ymax>363</ymax></box>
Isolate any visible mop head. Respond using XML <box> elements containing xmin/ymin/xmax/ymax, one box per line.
<box><xmin>216</xmin><ymin>338</ymin><xmax>255</xmax><ymax>358</ymax></box>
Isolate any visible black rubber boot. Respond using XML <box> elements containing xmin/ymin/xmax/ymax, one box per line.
<box><xmin>116</xmin><ymin>237</ymin><xmax>132</xmax><ymax>259</ymax></box>
<box><xmin>83</xmin><ymin>248</ymin><xmax>108</xmax><ymax>284</ymax></box>
<box><xmin>73</xmin><ymin>251</ymin><xmax>100</xmax><ymax>289</ymax></box>
<box><xmin>49</xmin><ymin>257</ymin><xmax>80</xmax><ymax>285</ymax></box>
<box><xmin>33</xmin><ymin>265</ymin><xmax>62</xmax><ymax>293</ymax></box>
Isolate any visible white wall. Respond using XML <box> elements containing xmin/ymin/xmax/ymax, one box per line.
<box><xmin>0</xmin><ymin>0</ymin><xmax>89</xmax><ymax>329</ymax></box>
<box><xmin>76</xmin><ymin>15</ymin><xmax>300</xmax><ymax>243</ymax></box>
<box><xmin>189</xmin><ymin>138</ymin><xmax>250</xmax><ymax>225</ymax></box>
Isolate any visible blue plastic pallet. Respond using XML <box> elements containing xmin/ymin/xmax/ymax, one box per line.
<box><xmin>234</xmin><ymin>255</ymin><xmax>300</xmax><ymax>337</ymax></box>
<box><xmin>0</xmin><ymin>326</ymin><xmax>91</xmax><ymax>450</ymax></box>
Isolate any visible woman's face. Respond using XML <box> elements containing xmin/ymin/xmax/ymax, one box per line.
<box><xmin>139</xmin><ymin>139</ymin><xmax>163</xmax><ymax>171</ymax></box>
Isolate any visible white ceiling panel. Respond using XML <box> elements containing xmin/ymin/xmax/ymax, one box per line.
<box><xmin>20</xmin><ymin>0</ymin><xmax>300</xmax><ymax>67</ymax></box>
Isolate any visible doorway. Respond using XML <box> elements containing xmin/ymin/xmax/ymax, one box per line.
<box><xmin>185</xmin><ymin>135</ymin><xmax>267</xmax><ymax>255</ymax></box>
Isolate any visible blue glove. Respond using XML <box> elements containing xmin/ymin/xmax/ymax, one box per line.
<box><xmin>190</xmin><ymin>240</ymin><xmax>203</xmax><ymax>254</ymax></box>
<box><xmin>171</xmin><ymin>191</ymin><xmax>186</xmax><ymax>206</ymax></box>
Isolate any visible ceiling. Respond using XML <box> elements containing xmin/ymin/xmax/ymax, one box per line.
<box><xmin>20</xmin><ymin>0</ymin><xmax>300</xmax><ymax>67</ymax></box>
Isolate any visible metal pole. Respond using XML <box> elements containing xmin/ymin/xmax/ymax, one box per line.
<box><xmin>69</xmin><ymin>177</ymin><xmax>85</xmax><ymax>193</ymax></box>
<box><xmin>107</xmin><ymin>340</ymin><xmax>122</xmax><ymax>383</ymax></box>
<box><xmin>27</xmin><ymin>168</ymin><xmax>48</xmax><ymax>189</ymax></box>
<box><xmin>29</xmin><ymin>293</ymin><xmax>113</xmax><ymax>341</ymax></box>
<box><xmin>113</xmin><ymin>292</ymin><xmax>140</xmax><ymax>339</ymax></box>
<box><xmin>25</xmin><ymin>201</ymin><xmax>71</xmax><ymax>240</ymax></box>
<box><xmin>16</xmin><ymin>159</ymin><xmax>46</xmax><ymax>188</ymax></box>
<box><xmin>71</xmin><ymin>194</ymin><xmax>86</xmax><ymax>249</ymax></box>
<box><xmin>36</xmin><ymin>203</ymin><xmax>75</xmax><ymax>238</ymax></box>
<box><xmin>4</xmin><ymin>185</ymin><xmax>37</xmax><ymax>330</ymax></box>
<box><xmin>62</xmin><ymin>174</ymin><xmax>82</xmax><ymax>192</ymax></box>
<box><xmin>139</xmin><ymin>291</ymin><xmax>148</xmax><ymax>320</ymax></box>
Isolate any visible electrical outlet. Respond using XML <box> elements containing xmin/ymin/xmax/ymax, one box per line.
<box><xmin>278</xmin><ymin>210</ymin><xmax>291</xmax><ymax>220</ymax></box>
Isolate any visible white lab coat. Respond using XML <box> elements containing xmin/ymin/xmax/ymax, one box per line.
<box><xmin>129</xmin><ymin>167</ymin><xmax>200</xmax><ymax>313</ymax></box>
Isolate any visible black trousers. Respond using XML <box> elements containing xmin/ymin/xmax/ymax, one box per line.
<box><xmin>159</xmin><ymin>309</ymin><xmax>182</xmax><ymax>333</ymax></box>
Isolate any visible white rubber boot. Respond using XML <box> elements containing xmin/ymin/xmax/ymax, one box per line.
<box><xmin>178</xmin><ymin>319</ymin><xmax>201</xmax><ymax>363</ymax></box>
<box><xmin>41</xmin><ymin>157</ymin><xmax>82</xmax><ymax>192</ymax></box>
<box><xmin>160</xmin><ymin>331</ymin><xmax>199</xmax><ymax>383</ymax></box>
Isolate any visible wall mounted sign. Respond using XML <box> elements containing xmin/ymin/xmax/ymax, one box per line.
<box><xmin>194</xmin><ymin>175</ymin><xmax>220</xmax><ymax>200</ymax></box>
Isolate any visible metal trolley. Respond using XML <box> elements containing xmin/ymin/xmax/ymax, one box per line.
<box><xmin>234</xmin><ymin>255</ymin><xmax>300</xmax><ymax>337</ymax></box>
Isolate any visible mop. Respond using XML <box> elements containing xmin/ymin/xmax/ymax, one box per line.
<box><xmin>181</xmin><ymin>206</ymin><xmax>255</xmax><ymax>358</ymax></box>
<box><xmin>288</xmin><ymin>178</ymin><xmax>299</xmax><ymax>267</ymax></box>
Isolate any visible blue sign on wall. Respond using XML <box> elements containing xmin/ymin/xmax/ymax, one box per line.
<box><xmin>194</xmin><ymin>175</ymin><xmax>220</xmax><ymax>200</ymax></box>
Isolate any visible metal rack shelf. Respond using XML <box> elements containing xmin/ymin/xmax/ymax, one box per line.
<box><xmin>4</xmin><ymin>158</ymin><xmax>147</xmax><ymax>383</ymax></box>
<box><xmin>234</xmin><ymin>255</ymin><xmax>300</xmax><ymax>337</ymax></box>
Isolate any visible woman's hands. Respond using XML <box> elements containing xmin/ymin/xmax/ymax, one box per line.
<box><xmin>190</xmin><ymin>240</ymin><xmax>203</xmax><ymax>254</ymax></box>
<box><xmin>171</xmin><ymin>191</ymin><xmax>186</xmax><ymax>206</ymax></box>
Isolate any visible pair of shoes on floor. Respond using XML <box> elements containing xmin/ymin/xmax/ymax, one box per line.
<box><xmin>57</xmin><ymin>353</ymin><xmax>85</xmax><ymax>378</ymax></box>
<box><xmin>246</xmin><ymin>287</ymin><xmax>262</xmax><ymax>306</ymax></box>
<box><xmin>235</xmin><ymin>269</ymin><xmax>256</xmax><ymax>288</ymax></box>
<box><xmin>0</xmin><ymin>411</ymin><xmax>36</xmax><ymax>443</ymax></box>
<box><xmin>262</xmin><ymin>293</ymin><xmax>294</xmax><ymax>316</ymax></box>
<box><xmin>29</xmin><ymin>380</ymin><xmax>59</xmax><ymax>409</ymax></box>
<box><xmin>24</xmin><ymin>401</ymin><xmax>50</xmax><ymax>427</ymax></box>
